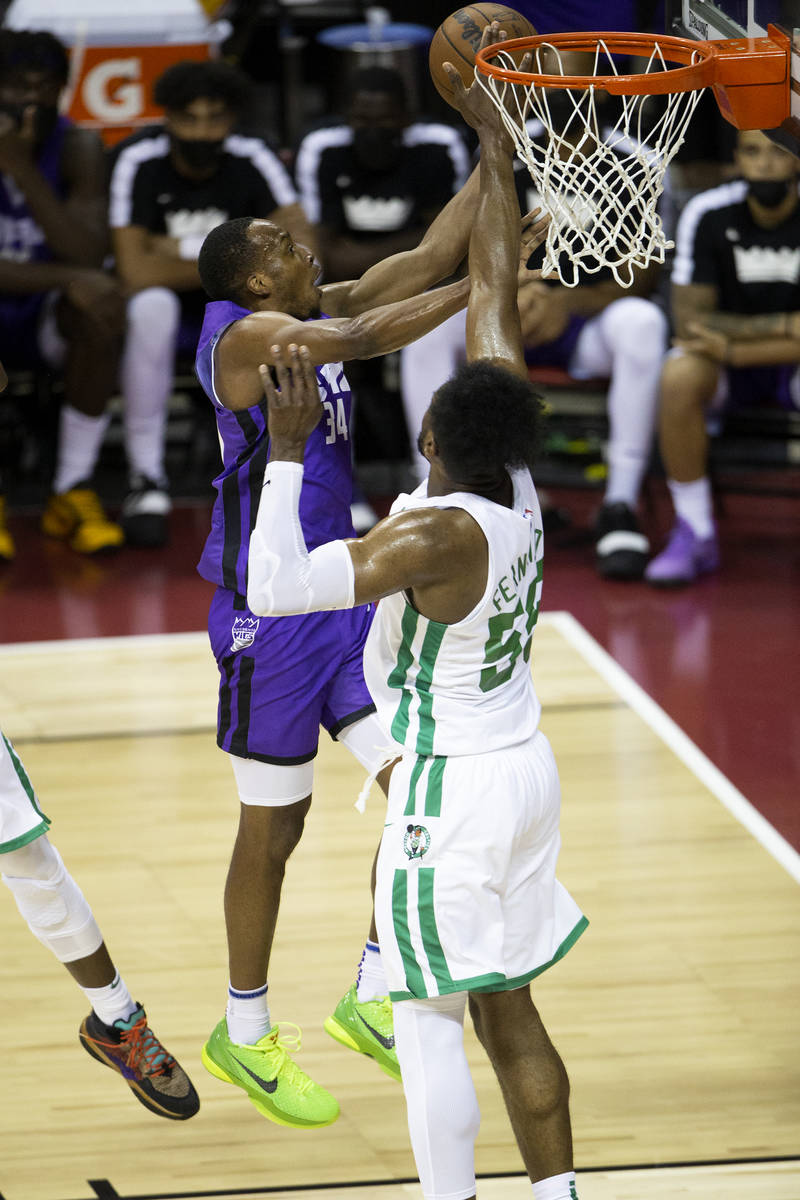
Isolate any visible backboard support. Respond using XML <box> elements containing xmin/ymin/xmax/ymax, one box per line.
<box><xmin>671</xmin><ymin>0</ymin><xmax>800</xmax><ymax>156</ymax></box>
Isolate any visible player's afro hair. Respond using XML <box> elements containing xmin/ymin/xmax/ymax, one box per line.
<box><xmin>429</xmin><ymin>361</ymin><xmax>545</xmax><ymax>485</ymax></box>
<box><xmin>0</xmin><ymin>29</ymin><xmax>69</xmax><ymax>85</ymax></box>
<box><xmin>197</xmin><ymin>217</ymin><xmax>258</xmax><ymax>303</ymax></box>
<box><xmin>153</xmin><ymin>60</ymin><xmax>250</xmax><ymax>114</ymax></box>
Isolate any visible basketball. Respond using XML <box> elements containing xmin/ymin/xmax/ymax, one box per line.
<box><xmin>429</xmin><ymin>5</ymin><xmax>537</xmax><ymax>107</ymax></box>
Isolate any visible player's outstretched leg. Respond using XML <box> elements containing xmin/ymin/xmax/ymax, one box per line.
<box><xmin>202</xmin><ymin>1018</ymin><xmax>339</xmax><ymax>1129</ymax></box>
<box><xmin>203</xmin><ymin>798</ymin><xmax>339</xmax><ymax>1127</ymax></box>
<box><xmin>470</xmin><ymin>986</ymin><xmax>579</xmax><ymax>1199</ymax></box>
<box><xmin>80</xmin><ymin>1005</ymin><xmax>199</xmax><ymax>1120</ymax></box>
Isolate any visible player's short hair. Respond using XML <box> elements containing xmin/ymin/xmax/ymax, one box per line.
<box><xmin>0</xmin><ymin>29</ymin><xmax>69</xmax><ymax>85</ymax></box>
<box><xmin>153</xmin><ymin>60</ymin><xmax>250</xmax><ymax>114</ymax></box>
<box><xmin>430</xmin><ymin>361</ymin><xmax>545</xmax><ymax>483</ymax></box>
<box><xmin>198</xmin><ymin>217</ymin><xmax>259</xmax><ymax>303</ymax></box>
<box><xmin>348</xmin><ymin>66</ymin><xmax>407</xmax><ymax>108</ymax></box>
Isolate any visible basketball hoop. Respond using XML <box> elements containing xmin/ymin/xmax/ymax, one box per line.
<box><xmin>475</xmin><ymin>28</ymin><xmax>791</xmax><ymax>287</ymax></box>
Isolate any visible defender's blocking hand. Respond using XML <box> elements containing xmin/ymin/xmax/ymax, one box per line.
<box><xmin>261</xmin><ymin>343</ymin><xmax>323</xmax><ymax>455</ymax></box>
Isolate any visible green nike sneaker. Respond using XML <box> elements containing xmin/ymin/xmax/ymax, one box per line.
<box><xmin>201</xmin><ymin>1019</ymin><xmax>339</xmax><ymax>1129</ymax></box>
<box><xmin>324</xmin><ymin>986</ymin><xmax>401</xmax><ymax>1082</ymax></box>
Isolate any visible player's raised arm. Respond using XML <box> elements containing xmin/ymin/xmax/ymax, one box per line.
<box><xmin>320</xmin><ymin>22</ymin><xmax>509</xmax><ymax>319</ymax></box>
<box><xmin>246</xmin><ymin>345</ymin><xmax>479</xmax><ymax>618</ymax></box>
<box><xmin>444</xmin><ymin>64</ymin><xmax>529</xmax><ymax>379</ymax></box>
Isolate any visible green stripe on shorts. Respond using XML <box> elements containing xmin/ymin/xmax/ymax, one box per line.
<box><xmin>418</xmin><ymin>867</ymin><xmax>454</xmax><ymax>992</ymax></box>
<box><xmin>403</xmin><ymin>756</ymin><xmax>427</xmax><ymax>817</ymax></box>
<box><xmin>392</xmin><ymin>868</ymin><xmax>428</xmax><ymax>998</ymax></box>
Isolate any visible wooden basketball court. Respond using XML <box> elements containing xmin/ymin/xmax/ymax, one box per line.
<box><xmin>1</xmin><ymin>614</ymin><xmax>798</xmax><ymax>1200</ymax></box>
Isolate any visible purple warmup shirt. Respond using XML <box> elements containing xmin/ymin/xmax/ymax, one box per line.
<box><xmin>195</xmin><ymin>300</ymin><xmax>356</xmax><ymax>595</ymax></box>
<box><xmin>0</xmin><ymin>115</ymin><xmax>70</xmax><ymax>331</ymax></box>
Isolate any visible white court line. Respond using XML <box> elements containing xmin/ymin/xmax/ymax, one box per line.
<box><xmin>2</xmin><ymin>619</ymin><xmax>798</xmax><ymax>884</ymax></box>
<box><xmin>548</xmin><ymin>609</ymin><xmax>800</xmax><ymax>885</ymax></box>
<box><xmin>0</xmin><ymin>630</ymin><xmax>208</xmax><ymax>655</ymax></box>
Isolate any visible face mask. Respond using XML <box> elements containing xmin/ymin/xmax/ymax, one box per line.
<box><xmin>352</xmin><ymin>126</ymin><xmax>403</xmax><ymax>172</ymax></box>
<box><xmin>172</xmin><ymin>136</ymin><xmax>225</xmax><ymax>172</ymax></box>
<box><xmin>748</xmin><ymin>178</ymin><xmax>794</xmax><ymax>208</ymax></box>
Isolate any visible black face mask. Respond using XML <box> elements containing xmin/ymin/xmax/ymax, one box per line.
<box><xmin>352</xmin><ymin>126</ymin><xmax>403</xmax><ymax>172</ymax></box>
<box><xmin>172</xmin><ymin>136</ymin><xmax>225</xmax><ymax>172</ymax></box>
<box><xmin>748</xmin><ymin>178</ymin><xmax>794</xmax><ymax>208</ymax></box>
<box><xmin>0</xmin><ymin>100</ymin><xmax>59</xmax><ymax>145</ymax></box>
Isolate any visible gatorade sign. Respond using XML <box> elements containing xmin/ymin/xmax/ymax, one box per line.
<box><xmin>67</xmin><ymin>42</ymin><xmax>210</xmax><ymax>145</ymax></box>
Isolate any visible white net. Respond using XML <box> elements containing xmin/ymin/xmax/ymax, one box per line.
<box><xmin>476</xmin><ymin>40</ymin><xmax>706</xmax><ymax>287</ymax></box>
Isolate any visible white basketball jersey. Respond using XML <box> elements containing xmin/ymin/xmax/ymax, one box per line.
<box><xmin>363</xmin><ymin>468</ymin><xmax>544</xmax><ymax>757</ymax></box>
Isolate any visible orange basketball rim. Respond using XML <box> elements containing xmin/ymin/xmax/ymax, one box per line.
<box><xmin>475</xmin><ymin>26</ymin><xmax>792</xmax><ymax>130</ymax></box>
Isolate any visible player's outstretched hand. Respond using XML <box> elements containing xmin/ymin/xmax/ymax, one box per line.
<box><xmin>260</xmin><ymin>343</ymin><xmax>322</xmax><ymax>453</ymax></box>
<box><xmin>518</xmin><ymin>208</ymin><xmax>551</xmax><ymax>283</ymax></box>
<box><xmin>443</xmin><ymin>22</ymin><xmax>514</xmax><ymax>148</ymax></box>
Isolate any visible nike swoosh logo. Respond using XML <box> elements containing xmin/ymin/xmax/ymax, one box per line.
<box><xmin>231</xmin><ymin>1054</ymin><xmax>278</xmax><ymax>1093</ymax></box>
<box><xmin>356</xmin><ymin>1012</ymin><xmax>395</xmax><ymax>1050</ymax></box>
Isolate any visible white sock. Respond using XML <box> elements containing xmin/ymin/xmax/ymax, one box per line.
<box><xmin>82</xmin><ymin>970</ymin><xmax>138</xmax><ymax>1027</ymax></box>
<box><xmin>226</xmin><ymin>981</ymin><xmax>270</xmax><ymax>1044</ymax></box>
<box><xmin>532</xmin><ymin>1171</ymin><xmax>578</xmax><ymax>1200</ymax></box>
<box><xmin>52</xmin><ymin>405</ymin><xmax>111</xmax><ymax>494</ymax></box>
<box><xmin>121</xmin><ymin>287</ymin><xmax>179</xmax><ymax>485</ymax></box>
<box><xmin>668</xmin><ymin>476</ymin><xmax>714</xmax><ymax>538</ymax></box>
<box><xmin>604</xmin><ymin>455</ymin><xmax>646</xmax><ymax>509</ymax></box>
<box><xmin>356</xmin><ymin>939</ymin><xmax>387</xmax><ymax>1002</ymax></box>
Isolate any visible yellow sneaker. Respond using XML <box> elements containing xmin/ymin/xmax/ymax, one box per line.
<box><xmin>0</xmin><ymin>495</ymin><xmax>15</xmax><ymax>561</ymax></box>
<box><xmin>202</xmin><ymin>1019</ymin><xmax>339</xmax><ymax>1129</ymax></box>
<box><xmin>41</xmin><ymin>485</ymin><xmax>124</xmax><ymax>554</ymax></box>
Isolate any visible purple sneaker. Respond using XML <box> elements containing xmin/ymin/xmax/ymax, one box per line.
<box><xmin>645</xmin><ymin>518</ymin><xmax>720</xmax><ymax>587</ymax></box>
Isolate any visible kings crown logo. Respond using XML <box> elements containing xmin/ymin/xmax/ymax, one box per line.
<box><xmin>231</xmin><ymin>616</ymin><xmax>260</xmax><ymax>651</ymax></box>
<box><xmin>403</xmin><ymin>824</ymin><xmax>431</xmax><ymax>860</ymax></box>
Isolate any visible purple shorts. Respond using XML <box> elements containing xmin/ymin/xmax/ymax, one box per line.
<box><xmin>721</xmin><ymin>364</ymin><xmax>800</xmax><ymax>413</ymax></box>
<box><xmin>208</xmin><ymin>587</ymin><xmax>375</xmax><ymax>764</ymax></box>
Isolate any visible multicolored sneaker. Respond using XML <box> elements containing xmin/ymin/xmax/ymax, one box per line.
<box><xmin>645</xmin><ymin>517</ymin><xmax>720</xmax><ymax>587</ymax></box>
<box><xmin>41</xmin><ymin>485</ymin><xmax>124</xmax><ymax>554</ymax></box>
<box><xmin>79</xmin><ymin>1005</ymin><xmax>200</xmax><ymax>1120</ymax></box>
<box><xmin>324</xmin><ymin>986</ymin><xmax>401</xmax><ymax>1082</ymax></box>
<box><xmin>202</xmin><ymin>1019</ymin><xmax>339</xmax><ymax>1129</ymax></box>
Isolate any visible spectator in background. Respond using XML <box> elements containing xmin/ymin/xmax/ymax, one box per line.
<box><xmin>295</xmin><ymin>66</ymin><xmax>469</xmax><ymax>513</ymax></box>
<box><xmin>0</xmin><ymin>28</ymin><xmax>126</xmax><ymax>561</ymax></box>
<box><xmin>109</xmin><ymin>60</ymin><xmax>315</xmax><ymax>547</ymax></box>
<box><xmin>646</xmin><ymin>129</ymin><xmax>800</xmax><ymax>586</ymax></box>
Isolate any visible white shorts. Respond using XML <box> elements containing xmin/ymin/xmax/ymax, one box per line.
<box><xmin>0</xmin><ymin>733</ymin><xmax>50</xmax><ymax>853</ymax></box>
<box><xmin>375</xmin><ymin>729</ymin><xmax>587</xmax><ymax>1001</ymax></box>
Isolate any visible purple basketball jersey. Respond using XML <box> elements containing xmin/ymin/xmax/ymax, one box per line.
<box><xmin>196</xmin><ymin>300</ymin><xmax>356</xmax><ymax>595</ymax></box>
<box><xmin>0</xmin><ymin>115</ymin><xmax>70</xmax><ymax>336</ymax></box>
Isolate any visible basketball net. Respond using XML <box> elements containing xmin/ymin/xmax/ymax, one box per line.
<box><xmin>476</xmin><ymin>40</ymin><xmax>706</xmax><ymax>287</ymax></box>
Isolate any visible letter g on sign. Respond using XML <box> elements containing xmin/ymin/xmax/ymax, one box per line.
<box><xmin>81</xmin><ymin>58</ymin><xmax>143</xmax><ymax>123</ymax></box>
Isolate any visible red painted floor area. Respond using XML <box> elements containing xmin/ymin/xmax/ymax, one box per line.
<box><xmin>1</xmin><ymin>485</ymin><xmax>798</xmax><ymax>851</ymax></box>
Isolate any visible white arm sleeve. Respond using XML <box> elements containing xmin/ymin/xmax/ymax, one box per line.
<box><xmin>246</xmin><ymin>460</ymin><xmax>356</xmax><ymax>616</ymax></box>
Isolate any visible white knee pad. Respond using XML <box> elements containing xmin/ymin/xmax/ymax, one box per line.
<box><xmin>126</xmin><ymin>286</ymin><xmax>181</xmax><ymax>343</ymax></box>
<box><xmin>2</xmin><ymin>838</ymin><xmax>103</xmax><ymax>963</ymax></box>
<box><xmin>394</xmin><ymin>992</ymin><xmax>480</xmax><ymax>1200</ymax></box>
